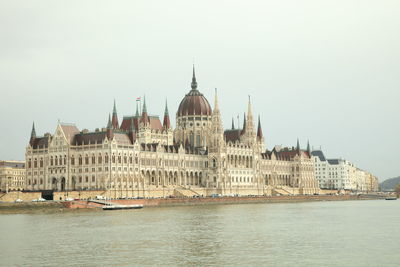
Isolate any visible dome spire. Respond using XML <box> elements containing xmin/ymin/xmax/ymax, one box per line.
<box><xmin>191</xmin><ymin>64</ymin><xmax>198</xmax><ymax>90</ymax></box>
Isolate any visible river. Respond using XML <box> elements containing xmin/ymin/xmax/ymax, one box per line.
<box><xmin>0</xmin><ymin>199</ymin><xmax>399</xmax><ymax>266</ymax></box>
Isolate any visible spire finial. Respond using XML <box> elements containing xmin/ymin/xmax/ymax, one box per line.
<box><xmin>296</xmin><ymin>138</ymin><xmax>300</xmax><ymax>151</ymax></box>
<box><xmin>257</xmin><ymin>115</ymin><xmax>263</xmax><ymax>140</ymax></box>
<box><xmin>31</xmin><ymin>122</ymin><xmax>36</xmax><ymax>138</ymax></box>
<box><xmin>214</xmin><ymin>88</ymin><xmax>219</xmax><ymax>111</ymax></box>
<box><xmin>191</xmin><ymin>64</ymin><xmax>198</xmax><ymax>90</ymax></box>
<box><xmin>164</xmin><ymin>98</ymin><xmax>169</xmax><ymax>116</ymax></box>
<box><xmin>113</xmin><ymin>99</ymin><xmax>117</xmax><ymax>114</ymax></box>
<box><xmin>135</xmin><ymin>100</ymin><xmax>139</xmax><ymax>117</ymax></box>
<box><xmin>307</xmin><ymin>139</ymin><xmax>311</xmax><ymax>153</ymax></box>
<box><xmin>232</xmin><ymin>118</ymin><xmax>235</xmax><ymax>130</ymax></box>
<box><xmin>142</xmin><ymin>95</ymin><xmax>147</xmax><ymax>113</ymax></box>
<box><xmin>107</xmin><ymin>114</ymin><xmax>112</xmax><ymax>129</ymax></box>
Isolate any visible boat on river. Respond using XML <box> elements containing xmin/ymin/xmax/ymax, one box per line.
<box><xmin>102</xmin><ymin>204</ymin><xmax>144</xmax><ymax>210</ymax></box>
<box><xmin>385</xmin><ymin>197</ymin><xmax>397</xmax><ymax>200</ymax></box>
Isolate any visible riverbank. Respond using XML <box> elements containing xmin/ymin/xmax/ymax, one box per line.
<box><xmin>0</xmin><ymin>194</ymin><xmax>383</xmax><ymax>214</ymax></box>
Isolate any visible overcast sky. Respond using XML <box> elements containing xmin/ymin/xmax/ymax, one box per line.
<box><xmin>0</xmin><ymin>0</ymin><xmax>399</xmax><ymax>180</ymax></box>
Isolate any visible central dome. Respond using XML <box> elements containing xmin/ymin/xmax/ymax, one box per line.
<box><xmin>177</xmin><ymin>68</ymin><xmax>212</xmax><ymax>117</ymax></box>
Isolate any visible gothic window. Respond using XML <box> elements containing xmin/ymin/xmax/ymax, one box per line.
<box><xmin>79</xmin><ymin>176</ymin><xmax>82</xmax><ymax>183</ymax></box>
<box><xmin>105</xmin><ymin>154</ymin><xmax>109</xmax><ymax>163</ymax></box>
<box><xmin>71</xmin><ymin>156</ymin><xmax>75</xmax><ymax>165</ymax></box>
<box><xmin>129</xmin><ymin>156</ymin><xmax>133</xmax><ymax>164</ymax></box>
<box><xmin>92</xmin><ymin>154</ymin><xmax>96</xmax><ymax>164</ymax></box>
<box><xmin>34</xmin><ymin>159</ymin><xmax>37</xmax><ymax>168</ymax></box>
<box><xmin>112</xmin><ymin>154</ymin><xmax>116</xmax><ymax>164</ymax></box>
<box><xmin>78</xmin><ymin>155</ymin><xmax>82</xmax><ymax>165</ymax></box>
<box><xmin>55</xmin><ymin>156</ymin><xmax>58</xmax><ymax>166</ymax></box>
<box><xmin>28</xmin><ymin>159</ymin><xmax>32</xmax><ymax>168</ymax></box>
<box><xmin>98</xmin><ymin>154</ymin><xmax>102</xmax><ymax>164</ymax></box>
<box><xmin>40</xmin><ymin>158</ymin><xmax>43</xmax><ymax>168</ymax></box>
<box><xmin>118</xmin><ymin>155</ymin><xmax>121</xmax><ymax>164</ymax></box>
<box><xmin>85</xmin><ymin>155</ymin><xmax>89</xmax><ymax>165</ymax></box>
<box><xmin>124</xmin><ymin>155</ymin><xmax>127</xmax><ymax>164</ymax></box>
<box><xmin>63</xmin><ymin>155</ymin><xmax>66</xmax><ymax>165</ymax></box>
<box><xmin>212</xmin><ymin>158</ymin><xmax>217</xmax><ymax>168</ymax></box>
<box><xmin>85</xmin><ymin>176</ymin><xmax>88</xmax><ymax>183</ymax></box>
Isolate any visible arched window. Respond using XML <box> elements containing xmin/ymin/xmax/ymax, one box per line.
<box><xmin>55</xmin><ymin>156</ymin><xmax>58</xmax><ymax>166</ymax></box>
<box><xmin>40</xmin><ymin>158</ymin><xmax>43</xmax><ymax>168</ymax></box>
<box><xmin>118</xmin><ymin>155</ymin><xmax>122</xmax><ymax>164</ymax></box>
<box><xmin>28</xmin><ymin>159</ymin><xmax>32</xmax><ymax>168</ymax></box>
<box><xmin>85</xmin><ymin>155</ymin><xmax>89</xmax><ymax>165</ymax></box>
<box><xmin>112</xmin><ymin>154</ymin><xmax>116</xmax><ymax>163</ymax></box>
<box><xmin>78</xmin><ymin>155</ymin><xmax>82</xmax><ymax>165</ymax></box>
<box><xmin>212</xmin><ymin>158</ymin><xmax>217</xmax><ymax>168</ymax></box>
<box><xmin>124</xmin><ymin>155</ymin><xmax>127</xmax><ymax>164</ymax></box>
<box><xmin>63</xmin><ymin>155</ymin><xmax>67</xmax><ymax>165</ymax></box>
<box><xmin>34</xmin><ymin>158</ymin><xmax>37</xmax><ymax>168</ymax></box>
<box><xmin>59</xmin><ymin>156</ymin><xmax>62</xmax><ymax>165</ymax></box>
<box><xmin>92</xmin><ymin>154</ymin><xmax>96</xmax><ymax>164</ymax></box>
<box><xmin>71</xmin><ymin>156</ymin><xmax>75</xmax><ymax>165</ymax></box>
<box><xmin>105</xmin><ymin>154</ymin><xmax>109</xmax><ymax>163</ymax></box>
<box><xmin>98</xmin><ymin>154</ymin><xmax>102</xmax><ymax>164</ymax></box>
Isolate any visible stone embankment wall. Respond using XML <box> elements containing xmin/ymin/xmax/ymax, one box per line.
<box><xmin>64</xmin><ymin>194</ymin><xmax>369</xmax><ymax>209</ymax></box>
<box><xmin>0</xmin><ymin>191</ymin><xmax>41</xmax><ymax>202</ymax></box>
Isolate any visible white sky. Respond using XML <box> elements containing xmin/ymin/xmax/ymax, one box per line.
<box><xmin>0</xmin><ymin>0</ymin><xmax>399</xmax><ymax>180</ymax></box>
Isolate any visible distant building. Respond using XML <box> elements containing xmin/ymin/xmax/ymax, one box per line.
<box><xmin>0</xmin><ymin>160</ymin><xmax>25</xmax><ymax>192</ymax></box>
<box><xmin>25</xmin><ymin>67</ymin><xmax>319</xmax><ymax>198</ymax></box>
<box><xmin>311</xmin><ymin>150</ymin><xmax>378</xmax><ymax>192</ymax></box>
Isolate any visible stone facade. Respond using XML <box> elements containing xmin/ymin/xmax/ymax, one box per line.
<box><xmin>25</xmin><ymin>68</ymin><xmax>320</xmax><ymax>197</ymax></box>
<box><xmin>0</xmin><ymin>160</ymin><xmax>25</xmax><ymax>192</ymax></box>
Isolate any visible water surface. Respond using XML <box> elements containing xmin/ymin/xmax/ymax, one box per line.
<box><xmin>0</xmin><ymin>200</ymin><xmax>399</xmax><ymax>266</ymax></box>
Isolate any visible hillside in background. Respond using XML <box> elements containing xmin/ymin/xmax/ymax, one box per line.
<box><xmin>380</xmin><ymin>177</ymin><xmax>400</xmax><ymax>191</ymax></box>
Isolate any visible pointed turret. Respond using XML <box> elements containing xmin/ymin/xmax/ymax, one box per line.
<box><xmin>29</xmin><ymin>122</ymin><xmax>36</xmax><ymax>146</ymax></box>
<box><xmin>111</xmin><ymin>99</ymin><xmax>119</xmax><ymax>129</ymax></box>
<box><xmin>191</xmin><ymin>65</ymin><xmax>198</xmax><ymax>91</ymax></box>
<box><xmin>307</xmin><ymin>140</ymin><xmax>311</xmax><ymax>154</ymax></box>
<box><xmin>106</xmin><ymin>114</ymin><xmax>114</xmax><ymax>140</ymax></box>
<box><xmin>163</xmin><ymin>99</ymin><xmax>171</xmax><ymax>129</ymax></box>
<box><xmin>210</xmin><ymin>88</ymin><xmax>224</xmax><ymax>150</ymax></box>
<box><xmin>296</xmin><ymin>138</ymin><xmax>300</xmax><ymax>151</ymax></box>
<box><xmin>241</xmin><ymin>112</ymin><xmax>246</xmax><ymax>134</ymax></box>
<box><xmin>257</xmin><ymin>115</ymin><xmax>263</xmax><ymax>140</ymax></box>
<box><xmin>141</xmin><ymin>95</ymin><xmax>149</xmax><ymax>125</ymax></box>
<box><xmin>231</xmin><ymin>118</ymin><xmax>235</xmax><ymax>130</ymax></box>
<box><xmin>246</xmin><ymin>95</ymin><xmax>255</xmax><ymax>134</ymax></box>
<box><xmin>135</xmin><ymin>101</ymin><xmax>139</xmax><ymax>117</ymax></box>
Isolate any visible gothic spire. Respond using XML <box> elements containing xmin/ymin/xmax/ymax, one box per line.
<box><xmin>142</xmin><ymin>95</ymin><xmax>147</xmax><ymax>113</ymax></box>
<box><xmin>135</xmin><ymin>101</ymin><xmax>139</xmax><ymax>117</ymax></box>
<box><xmin>213</xmin><ymin>88</ymin><xmax>219</xmax><ymax>112</ymax></box>
<box><xmin>141</xmin><ymin>95</ymin><xmax>149</xmax><ymax>125</ymax></box>
<box><xmin>232</xmin><ymin>118</ymin><xmax>235</xmax><ymax>130</ymax></box>
<box><xmin>307</xmin><ymin>140</ymin><xmax>311</xmax><ymax>153</ymax></box>
<box><xmin>163</xmin><ymin>98</ymin><xmax>170</xmax><ymax>129</ymax></box>
<box><xmin>107</xmin><ymin>114</ymin><xmax>112</xmax><ymax>129</ymax></box>
<box><xmin>31</xmin><ymin>122</ymin><xmax>36</xmax><ymax>139</ymax></box>
<box><xmin>191</xmin><ymin>65</ymin><xmax>198</xmax><ymax>90</ymax></box>
<box><xmin>164</xmin><ymin>98</ymin><xmax>169</xmax><ymax>116</ymax></box>
<box><xmin>241</xmin><ymin>112</ymin><xmax>246</xmax><ymax>134</ymax></box>
<box><xmin>257</xmin><ymin>115</ymin><xmax>263</xmax><ymax>140</ymax></box>
<box><xmin>111</xmin><ymin>100</ymin><xmax>119</xmax><ymax>129</ymax></box>
<box><xmin>296</xmin><ymin>138</ymin><xmax>300</xmax><ymax>151</ymax></box>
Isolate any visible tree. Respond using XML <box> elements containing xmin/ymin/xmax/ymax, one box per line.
<box><xmin>395</xmin><ymin>184</ymin><xmax>400</xmax><ymax>198</ymax></box>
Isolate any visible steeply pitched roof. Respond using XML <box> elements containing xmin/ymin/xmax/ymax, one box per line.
<box><xmin>311</xmin><ymin>150</ymin><xmax>326</xmax><ymax>161</ymax></box>
<box><xmin>224</xmin><ymin>129</ymin><xmax>242</xmax><ymax>143</ymax></box>
<box><xmin>60</xmin><ymin>124</ymin><xmax>80</xmax><ymax>144</ymax></box>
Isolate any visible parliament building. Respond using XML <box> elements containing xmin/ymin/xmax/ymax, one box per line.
<box><xmin>25</xmin><ymin>68</ymin><xmax>319</xmax><ymax>198</ymax></box>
